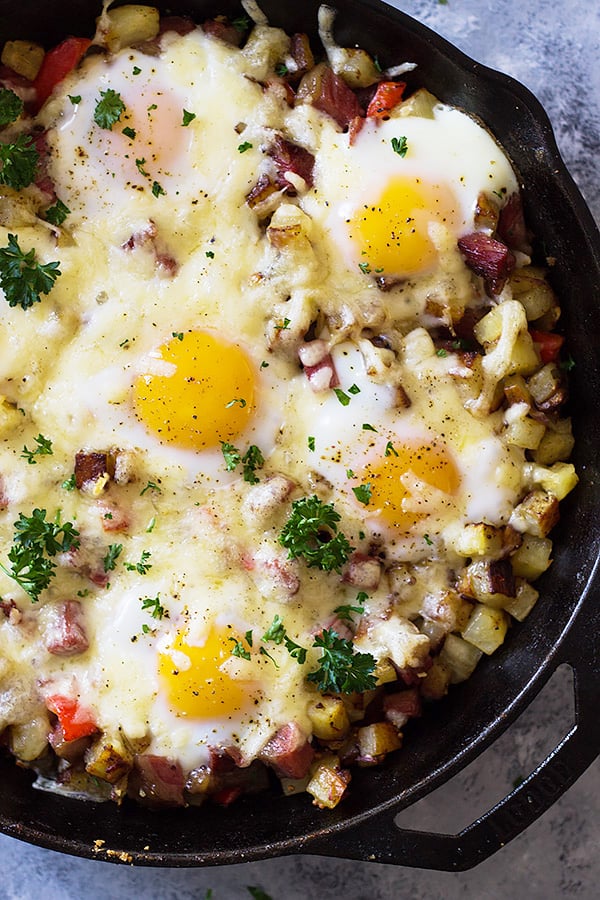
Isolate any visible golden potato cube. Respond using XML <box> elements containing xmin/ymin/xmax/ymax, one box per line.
<box><xmin>503</xmin><ymin>579</ymin><xmax>539</xmax><ymax>622</ymax></box>
<box><xmin>462</xmin><ymin>604</ymin><xmax>509</xmax><ymax>655</ymax></box>
<box><xmin>374</xmin><ymin>658</ymin><xmax>399</xmax><ymax>685</ymax></box>
<box><xmin>509</xmin><ymin>490</ymin><xmax>560</xmax><ymax>537</ymax></box>
<box><xmin>357</xmin><ymin>722</ymin><xmax>402</xmax><ymax>765</ymax></box>
<box><xmin>527</xmin><ymin>363</ymin><xmax>562</xmax><ymax>405</ymax></box>
<box><xmin>534</xmin><ymin>424</ymin><xmax>575</xmax><ymax>466</ymax></box>
<box><xmin>420</xmin><ymin>658</ymin><xmax>451</xmax><ymax>700</ymax></box>
<box><xmin>454</xmin><ymin>523</ymin><xmax>505</xmax><ymax>558</ymax></box>
<box><xmin>392</xmin><ymin>87</ymin><xmax>437</xmax><ymax>119</ymax></box>
<box><xmin>510</xmin><ymin>268</ymin><xmax>556</xmax><ymax>321</ymax></box>
<box><xmin>1</xmin><ymin>40</ymin><xmax>44</xmax><ymax>80</ymax></box>
<box><xmin>439</xmin><ymin>633</ymin><xmax>483</xmax><ymax>684</ymax></box>
<box><xmin>306</xmin><ymin>755</ymin><xmax>351</xmax><ymax>809</ymax></box>
<box><xmin>85</xmin><ymin>736</ymin><xmax>133</xmax><ymax>784</ymax></box>
<box><xmin>529</xmin><ymin>462</ymin><xmax>578</xmax><ymax>501</ymax></box>
<box><xmin>307</xmin><ymin>695</ymin><xmax>350</xmax><ymax>741</ymax></box>
<box><xmin>505</xmin><ymin>415</ymin><xmax>546</xmax><ymax>450</ymax></box>
<box><xmin>504</xmin><ymin>374</ymin><xmax>532</xmax><ymax>406</ymax></box>
<box><xmin>474</xmin><ymin>305</ymin><xmax>504</xmax><ymax>344</ymax></box>
<box><xmin>507</xmin><ymin>332</ymin><xmax>541</xmax><ymax>375</ymax></box>
<box><xmin>102</xmin><ymin>5</ymin><xmax>160</xmax><ymax>53</ymax></box>
<box><xmin>511</xmin><ymin>534</ymin><xmax>553</xmax><ymax>580</ymax></box>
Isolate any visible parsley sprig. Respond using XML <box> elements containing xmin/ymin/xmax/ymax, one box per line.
<box><xmin>0</xmin><ymin>133</ymin><xmax>39</xmax><ymax>190</ymax></box>
<box><xmin>279</xmin><ymin>495</ymin><xmax>353</xmax><ymax>572</ymax></box>
<box><xmin>0</xmin><ymin>87</ymin><xmax>24</xmax><ymax>126</ymax></box>
<box><xmin>21</xmin><ymin>433</ymin><xmax>53</xmax><ymax>464</ymax></box>
<box><xmin>307</xmin><ymin>629</ymin><xmax>377</xmax><ymax>693</ymax></box>
<box><xmin>94</xmin><ymin>89</ymin><xmax>126</xmax><ymax>130</ymax></box>
<box><xmin>1</xmin><ymin>508</ymin><xmax>80</xmax><ymax>602</ymax></box>
<box><xmin>0</xmin><ymin>234</ymin><xmax>61</xmax><ymax>310</ymax></box>
<box><xmin>220</xmin><ymin>441</ymin><xmax>264</xmax><ymax>484</ymax></box>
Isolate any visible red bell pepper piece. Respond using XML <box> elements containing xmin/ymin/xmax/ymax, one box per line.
<box><xmin>529</xmin><ymin>329</ymin><xmax>565</xmax><ymax>364</ymax></box>
<box><xmin>46</xmin><ymin>694</ymin><xmax>98</xmax><ymax>741</ymax></box>
<box><xmin>32</xmin><ymin>37</ymin><xmax>92</xmax><ymax>110</ymax></box>
<box><xmin>366</xmin><ymin>80</ymin><xmax>406</xmax><ymax>118</ymax></box>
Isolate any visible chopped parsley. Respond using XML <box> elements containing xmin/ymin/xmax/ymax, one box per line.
<box><xmin>135</xmin><ymin>157</ymin><xmax>149</xmax><ymax>177</ymax></box>
<box><xmin>237</xmin><ymin>141</ymin><xmax>253</xmax><ymax>153</ymax></box>
<box><xmin>0</xmin><ymin>87</ymin><xmax>23</xmax><ymax>126</ymax></box>
<box><xmin>307</xmin><ymin>435</ymin><xmax>315</xmax><ymax>451</ymax></box>
<box><xmin>362</xmin><ymin>423</ymin><xmax>377</xmax><ymax>432</ymax></box>
<box><xmin>172</xmin><ymin>331</ymin><xmax>184</xmax><ymax>341</ymax></box>
<box><xmin>436</xmin><ymin>348</ymin><xmax>448</xmax><ymax>357</ymax></box>
<box><xmin>232</xmin><ymin>15</ymin><xmax>250</xmax><ymax>32</ymax></box>
<box><xmin>220</xmin><ymin>441</ymin><xmax>264</xmax><ymax>483</ymax></box>
<box><xmin>262</xmin><ymin>614</ymin><xmax>286</xmax><ymax>644</ymax></box>
<box><xmin>152</xmin><ymin>180</ymin><xmax>165</xmax><ymax>198</ymax></box>
<box><xmin>274</xmin><ymin>317</ymin><xmax>290</xmax><ymax>330</ymax></box>
<box><xmin>307</xmin><ymin>628</ymin><xmax>377</xmax><ymax>694</ymax></box>
<box><xmin>0</xmin><ymin>133</ymin><xmax>39</xmax><ymax>190</ymax></box>
<box><xmin>391</xmin><ymin>135</ymin><xmax>408</xmax><ymax>157</ymax></box>
<box><xmin>132</xmin><ymin>66</ymin><xmax>141</xmax><ymax>76</ymax></box>
<box><xmin>275</xmin><ymin>63</ymin><xmax>289</xmax><ymax>77</ymax></box>
<box><xmin>225</xmin><ymin>397</ymin><xmax>247</xmax><ymax>409</ymax></box>
<box><xmin>205</xmin><ymin>250</ymin><xmax>215</xmax><ymax>259</ymax></box>
<box><xmin>62</xmin><ymin>474</ymin><xmax>76</xmax><ymax>491</ymax></box>
<box><xmin>125</xmin><ymin>550</ymin><xmax>152</xmax><ymax>575</ymax></box>
<box><xmin>333</xmin><ymin>388</ymin><xmax>351</xmax><ymax>406</ymax></box>
<box><xmin>0</xmin><ymin>233</ymin><xmax>61</xmax><ymax>310</ymax></box>
<box><xmin>122</xmin><ymin>125</ymin><xmax>136</xmax><ymax>140</ymax></box>
<box><xmin>21</xmin><ymin>433</ymin><xmax>53</xmax><ymax>464</ymax></box>
<box><xmin>182</xmin><ymin>109</ymin><xmax>196</xmax><ymax>126</ymax></box>
<box><xmin>352</xmin><ymin>482</ymin><xmax>372</xmax><ymax>505</ymax></box>
<box><xmin>560</xmin><ymin>354</ymin><xmax>576</xmax><ymax>372</ymax></box>
<box><xmin>229</xmin><ymin>633</ymin><xmax>252</xmax><ymax>660</ymax></box>
<box><xmin>348</xmin><ymin>384</ymin><xmax>361</xmax><ymax>395</ymax></box>
<box><xmin>358</xmin><ymin>261</ymin><xmax>371</xmax><ymax>274</ymax></box>
<box><xmin>279</xmin><ymin>495</ymin><xmax>353</xmax><ymax>572</ymax></box>
<box><xmin>103</xmin><ymin>543</ymin><xmax>123</xmax><ymax>572</ymax></box>
<box><xmin>140</xmin><ymin>480</ymin><xmax>161</xmax><ymax>496</ymax></box>
<box><xmin>93</xmin><ymin>88</ymin><xmax>125</xmax><ymax>130</ymax></box>
<box><xmin>334</xmin><ymin>596</ymin><xmax>366</xmax><ymax>623</ymax></box>
<box><xmin>385</xmin><ymin>441</ymin><xmax>398</xmax><ymax>457</ymax></box>
<box><xmin>43</xmin><ymin>199</ymin><xmax>70</xmax><ymax>226</ymax></box>
<box><xmin>141</xmin><ymin>593</ymin><xmax>164</xmax><ymax>620</ymax></box>
<box><xmin>221</xmin><ymin>441</ymin><xmax>241</xmax><ymax>472</ymax></box>
<box><xmin>68</xmin><ymin>94</ymin><xmax>81</xmax><ymax>105</ymax></box>
<box><xmin>1</xmin><ymin>508</ymin><xmax>80</xmax><ymax>602</ymax></box>
<box><xmin>261</xmin><ymin>616</ymin><xmax>307</xmax><ymax>665</ymax></box>
<box><xmin>424</xmin><ymin>533</ymin><xmax>433</xmax><ymax>546</ymax></box>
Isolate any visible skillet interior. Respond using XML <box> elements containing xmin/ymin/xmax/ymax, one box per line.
<box><xmin>0</xmin><ymin>0</ymin><xmax>599</xmax><ymax>866</ymax></box>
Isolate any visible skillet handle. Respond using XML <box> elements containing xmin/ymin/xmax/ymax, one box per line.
<box><xmin>304</xmin><ymin>623</ymin><xmax>600</xmax><ymax>871</ymax></box>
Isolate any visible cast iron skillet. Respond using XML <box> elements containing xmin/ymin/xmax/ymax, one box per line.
<box><xmin>0</xmin><ymin>0</ymin><xmax>599</xmax><ymax>872</ymax></box>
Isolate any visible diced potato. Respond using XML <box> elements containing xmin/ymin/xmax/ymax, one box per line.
<box><xmin>511</xmin><ymin>534</ymin><xmax>553</xmax><ymax>580</ymax></box>
<box><xmin>439</xmin><ymin>633</ymin><xmax>483</xmax><ymax>684</ymax></box>
<box><xmin>329</xmin><ymin>46</ymin><xmax>380</xmax><ymax>88</ymax></box>
<box><xmin>527</xmin><ymin>363</ymin><xmax>562</xmax><ymax>405</ymax></box>
<box><xmin>357</xmin><ymin>722</ymin><xmax>402</xmax><ymax>765</ymax></box>
<box><xmin>421</xmin><ymin>590</ymin><xmax>473</xmax><ymax>633</ymax></box>
<box><xmin>453</xmin><ymin>522</ymin><xmax>505</xmax><ymax>558</ymax></box>
<box><xmin>374</xmin><ymin>658</ymin><xmax>398</xmax><ymax>685</ymax></box>
<box><xmin>474</xmin><ymin>304</ymin><xmax>504</xmax><ymax>345</ymax></box>
<box><xmin>102</xmin><ymin>5</ymin><xmax>160</xmax><ymax>53</ymax></box>
<box><xmin>504</xmin><ymin>374</ymin><xmax>532</xmax><ymax>406</ymax></box>
<box><xmin>507</xmin><ymin>331</ymin><xmax>541</xmax><ymax>375</ymax></box>
<box><xmin>526</xmin><ymin>461</ymin><xmax>578</xmax><ymax>501</ymax></box>
<box><xmin>1</xmin><ymin>39</ymin><xmax>44</xmax><ymax>80</ymax></box>
<box><xmin>462</xmin><ymin>604</ymin><xmax>509</xmax><ymax>655</ymax></box>
<box><xmin>420</xmin><ymin>658</ymin><xmax>451</xmax><ymax>700</ymax></box>
<box><xmin>9</xmin><ymin>715</ymin><xmax>50</xmax><ymax>761</ymax></box>
<box><xmin>509</xmin><ymin>489</ymin><xmax>560</xmax><ymax>537</ymax></box>
<box><xmin>503</xmin><ymin>579</ymin><xmax>539</xmax><ymax>622</ymax></box>
<box><xmin>307</xmin><ymin>695</ymin><xmax>350</xmax><ymax>741</ymax></box>
<box><xmin>306</xmin><ymin>754</ymin><xmax>351</xmax><ymax>809</ymax></box>
<box><xmin>85</xmin><ymin>735</ymin><xmax>133</xmax><ymax>783</ymax></box>
<box><xmin>509</xmin><ymin>267</ymin><xmax>556</xmax><ymax>321</ymax></box>
<box><xmin>459</xmin><ymin>559</ymin><xmax>515</xmax><ymax>608</ymax></box>
<box><xmin>504</xmin><ymin>414</ymin><xmax>546</xmax><ymax>450</ymax></box>
<box><xmin>391</xmin><ymin>87</ymin><xmax>437</xmax><ymax>119</ymax></box>
<box><xmin>242</xmin><ymin>24</ymin><xmax>290</xmax><ymax>80</ymax></box>
<box><xmin>534</xmin><ymin>421</ymin><xmax>575</xmax><ymax>466</ymax></box>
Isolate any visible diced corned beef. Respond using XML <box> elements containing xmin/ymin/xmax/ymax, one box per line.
<box><xmin>298</xmin><ymin>63</ymin><xmax>360</xmax><ymax>130</ymax></box>
<box><xmin>259</xmin><ymin>722</ymin><xmax>314</xmax><ymax>779</ymax></box>
<box><xmin>0</xmin><ymin>65</ymin><xmax>36</xmax><ymax>103</ymax></box>
<box><xmin>317</xmin><ymin>616</ymin><xmax>353</xmax><ymax>641</ymax></box>
<box><xmin>96</xmin><ymin>501</ymin><xmax>130</xmax><ymax>533</ymax></box>
<box><xmin>159</xmin><ymin>16</ymin><xmax>196</xmax><ymax>37</ymax></box>
<box><xmin>397</xmin><ymin>656</ymin><xmax>433</xmax><ymax>686</ymax></box>
<box><xmin>298</xmin><ymin>339</ymin><xmax>338</xmax><ymax>392</ymax></box>
<box><xmin>383</xmin><ymin>688</ymin><xmax>422</xmax><ymax>728</ymax></box>
<box><xmin>268</xmin><ymin>136</ymin><xmax>315</xmax><ymax>190</ymax></box>
<box><xmin>343</xmin><ymin>553</ymin><xmax>381</xmax><ymax>590</ymax></box>
<box><xmin>74</xmin><ymin>451</ymin><xmax>113</xmax><ymax>489</ymax></box>
<box><xmin>48</xmin><ymin>723</ymin><xmax>92</xmax><ymax>762</ymax></box>
<box><xmin>457</xmin><ymin>232</ymin><xmax>516</xmax><ymax>292</ymax></box>
<box><xmin>202</xmin><ymin>17</ymin><xmax>243</xmax><ymax>46</ymax></box>
<box><xmin>129</xmin><ymin>754</ymin><xmax>185</xmax><ymax>807</ymax></box>
<box><xmin>497</xmin><ymin>193</ymin><xmax>532</xmax><ymax>254</ymax></box>
<box><xmin>45</xmin><ymin>600</ymin><xmax>89</xmax><ymax>657</ymax></box>
<box><xmin>121</xmin><ymin>220</ymin><xmax>157</xmax><ymax>251</ymax></box>
<box><xmin>155</xmin><ymin>252</ymin><xmax>179</xmax><ymax>276</ymax></box>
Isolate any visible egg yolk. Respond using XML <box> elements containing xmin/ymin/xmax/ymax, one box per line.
<box><xmin>158</xmin><ymin>627</ymin><xmax>254</xmax><ymax>719</ymax></box>
<box><xmin>360</xmin><ymin>441</ymin><xmax>460</xmax><ymax>531</ymax></box>
<box><xmin>348</xmin><ymin>176</ymin><xmax>458</xmax><ymax>278</ymax></box>
<box><xmin>133</xmin><ymin>331</ymin><xmax>256</xmax><ymax>450</ymax></box>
